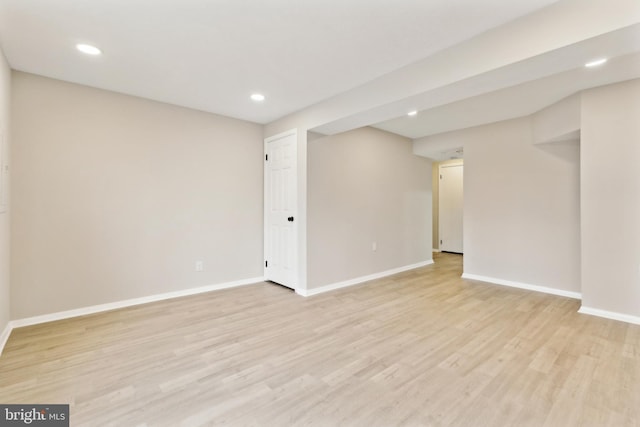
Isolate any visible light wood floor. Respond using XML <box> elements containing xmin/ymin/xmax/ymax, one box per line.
<box><xmin>1</xmin><ymin>253</ymin><xmax>639</xmax><ymax>426</ymax></box>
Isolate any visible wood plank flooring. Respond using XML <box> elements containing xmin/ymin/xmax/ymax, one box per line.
<box><xmin>1</xmin><ymin>253</ymin><xmax>639</xmax><ymax>426</ymax></box>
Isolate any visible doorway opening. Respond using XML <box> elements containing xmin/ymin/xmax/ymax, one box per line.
<box><xmin>433</xmin><ymin>157</ymin><xmax>463</xmax><ymax>255</ymax></box>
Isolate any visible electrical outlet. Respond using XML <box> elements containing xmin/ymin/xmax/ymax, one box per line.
<box><xmin>195</xmin><ymin>261</ymin><xmax>204</xmax><ymax>272</ymax></box>
<box><xmin>372</xmin><ymin>242</ymin><xmax>377</xmax><ymax>251</ymax></box>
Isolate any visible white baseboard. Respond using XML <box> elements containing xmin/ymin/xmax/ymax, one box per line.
<box><xmin>298</xmin><ymin>260</ymin><xmax>434</xmax><ymax>297</ymax></box>
<box><xmin>432</xmin><ymin>248</ymin><xmax>441</xmax><ymax>253</ymax></box>
<box><xmin>461</xmin><ymin>273</ymin><xmax>582</xmax><ymax>300</ymax></box>
<box><xmin>0</xmin><ymin>321</ymin><xmax>11</xmax><ymax>357</ymax></box>
<box><xmin>10</xmin><ymin>276</ymin><xmax>265</xmax><ymax>330</ymax></box>
<box><xmin>578</xmin><ymin>306</ymin><xmax>640</xmax><ymax>325</ymax></box>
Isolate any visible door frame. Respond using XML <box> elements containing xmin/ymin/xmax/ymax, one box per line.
<box><xmin>264</xmin><ymin>129</ymin><xmax>298</xmax><ymax>290</ymax></box>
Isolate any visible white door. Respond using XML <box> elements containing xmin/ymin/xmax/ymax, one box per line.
<box><xmin>264</xmin><ymin>130</ymin><xmax>297</xmax><ymax>289</ymax></box>
<box><xmin>439</xmin><ymin>164</ymin><xmax>463</xmax><ymax>253</ymax></box>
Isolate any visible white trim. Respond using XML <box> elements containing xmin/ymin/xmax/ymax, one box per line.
<box><xmin>578</xmin><ymin>306</ymin><xmax>640</xmax><ymax>326</ymax></box>
<box><xmin>264</xmin><ymin>129</ymin><xmax>297</xmax><ymax>143</ymax></box>
<box><xmin>10</xmin><ymin>277</ymin><xmax>264</xmax><ymax>329</ymax></box>
<box><xmin>461</xmin><ymin>273</ymin><xmax>582</xmax><ymax>300</ymax></box>
<box><xmin>0</xmin><ymin>321</ymin><xmax>11</xmax><ymax>357</ymax></box>
<box><xmin>297</xmin><ymin>260</ymin><xmax>434</xmax><ymax>297</ymax></box>
<box><xmin>432</xmin><ymin>248</ymin><xmax>441</xmax><ymax>253</ymax></box>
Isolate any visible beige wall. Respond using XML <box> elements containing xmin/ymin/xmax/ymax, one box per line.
<box><xmin>581</xmin><ymin>79</ymin><xmax>640</xmax><ymax>316</ymax></box>
<box><xmin>422</xmin><ymin>117</ymin><xmax>581</xmax><ymax>293</ymax></box>
<box><xmin>307</xmin><ymin>127</ymin><xmax>432</xmax><ymax>289</ymax></box>
<box><xmin>464</xmin><ymin>118</ymin><xmax>581</xmax><ymax>292</ymax></box>
<box><xmin>432</xmin><ymin>159</ymin><xmax>463</xmax><ymax>250</ymax></box>
<box><xmin>11</xmin><ymin>72</ymin><xmax>264</xmax><ymax>319</ymax></box>
<box><xmin>0</xmin><ymin>50</ymin><xmax>10</xmax><ymax>334</ymax></box>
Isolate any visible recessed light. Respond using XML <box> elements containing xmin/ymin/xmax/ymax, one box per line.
<box><xmin>250</xmin><ymin>93</ymin><xmax>265</xmax><ymax>102</ymax></box>
<box><xmin>585</xmin><ymin>58</ymin><xmax>607</xmax><ymax>68</ymax></box>
<box><xmin>407</xmin><ymin>110</ymin><xmax>418</xmax><ymax>117</ymax></box>
<box><xmin>76</xmin><ymin>44</ymin><xmax>102</xmax><ymax>55</ymax></box>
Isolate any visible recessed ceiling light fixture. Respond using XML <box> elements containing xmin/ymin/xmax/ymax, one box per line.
<box><xmin>250</xmin><ymin>93</ymin><xmax>265</xmax><ymax>102</ymax></box>
<box><xmin>407</xmin><ymin>110</ymin><xmax>418</xmax><ymax>117</ymax></box>
<box><xmin>585</xmin><ymin>58</ymin><xmax>607</xmax><ymax>68</ymax></box>
<box><xmin>76</xmin><ymin>43</ymin><xmax>102</xmax><ymax>55</ymax></box>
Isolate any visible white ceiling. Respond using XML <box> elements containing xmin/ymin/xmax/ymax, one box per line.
<box><xmin>372</xmin><ymin>29</ymin><xmax>640</xmax><ymax>139</ymax></box>
<box><xmin>0</xmin><ymin>0</ymin><xmax>560</xmax><ymax>124</ymax></box>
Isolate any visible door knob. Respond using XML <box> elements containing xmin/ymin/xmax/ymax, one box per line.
<box><xmin>288</xmin><ymin>216</ymin><xmax>294</xmax><ymax>222</ymax></box>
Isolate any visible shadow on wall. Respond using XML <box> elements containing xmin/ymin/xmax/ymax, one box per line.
<box><xmin>535</xmin><ymin>139</ymin><xmax>580</xmax><ymax>163</ymax></box>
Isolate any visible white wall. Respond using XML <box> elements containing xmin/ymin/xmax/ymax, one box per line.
<box><xmin>0</xmin><ymin>49</ymin><xmax>11</xmax><ymax>338</ymax></box>
<box><xmin>581</xmin><ymin>79</ymin><xmax>640</xmax><ymax>317</ymax></box>
<box><xmin>11</xmin><ymin>72</ymin><xmax>264</xmax><ymax>319</ymax></box>
<box><xmin>308</xmin><ymin>127</ymin><xmax>432</xmax><ymax>289</ymax></box>
<box><xmin>419</xmin><ymin>117</ymin><xmax>581</xmax><ymax>294</ymax></box>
